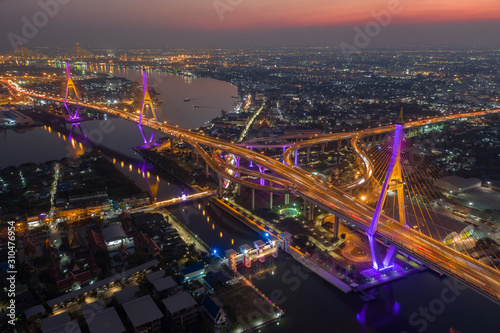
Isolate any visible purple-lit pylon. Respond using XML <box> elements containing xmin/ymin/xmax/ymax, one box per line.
<box><xmin>138</xmin><ymin>69</ymin><xmax>158</xmax><ymax>125</ymax></box>
<box><xmin>65</xmin><ymin>62</ymin><xmax>80</xmax><ymax>104</ymax></box>
<box><xmin>367</xmin><ymin>108</ymin><xmax>406</xmax><ymax>271</ymax></box>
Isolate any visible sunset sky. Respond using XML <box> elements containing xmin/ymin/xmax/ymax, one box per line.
<box><xmin>1</xmin><ymin>0</ymin><xmax>499</xmax><ymax>50</ymax></box>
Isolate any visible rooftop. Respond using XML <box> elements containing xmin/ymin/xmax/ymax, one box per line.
<box><xmin>152</xmin><ymin>276</ymin><xmax>177</xmax><ymax>292</ymax></box>
<box><xmin>146</xmin><ymin>269</ymin><xmax>165</xmax><ymax>283</ymax></box>
<box><xmin>162</xmin><ymin>291</ymin><xmax>197</xmax><ymax>315</ymax></box>
<box><xmin>102</xmin><ymin>224</ymin><xmax>127</xmax><ymax>242</ymax></box>
<box><xmin>181</xmin><ymin>263</ymin><xmax>205</xmax><ymax>276</ymax></box>
<box><xmin>41</xmin><ymin>312</ymin><xmax>81</xmax><ymax>333</ymax></box>
<box><xmin>122</xmin><ymin>295</ymin><xmax>163</xmax><ymax>328</ymax></box>
<box><xmin>48</xmin><ymin>260</ymin><xmax>159</xmax><ymax>307</ymax></box>
<box><xmin>85</xmin><ymin>307</ymin><xmax>126</xmax><ymax>333</ymax></box>
<box><xmin>113</xmin><ymin>285</ymin><xmax>140</xmax><ymax>304</ymax></box>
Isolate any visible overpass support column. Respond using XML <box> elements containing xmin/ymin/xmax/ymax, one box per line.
<box><xmin>169</xmin><ymin>138</ymin><xmax>174</xmax><ymax>153</ymax></box>
<box><xmin>269</xmin><ymin>192</ymin><xmax>273</xmax><ymax>210</ymax></box>
<box><xmin>284</xmin><ymin>194</ymin><xmax>289</xmax><ymax>205</ymax></box>
<box><xmin>205</xmin><ymin>162</ymin><xmax>209</xmax><ymax>178</ymax></box>
<box><xmin>218</xmin><ymin>176</ymin><xmax>224</xmax><ymax>197</ymax></box>
<box><xmin>337</xmin><ymin>140</ymin><xmax>341</xmax><ymax>164</ymax></box>
<box><xmin>294</xmin><ymin>150</ymin><xmax>298</xmax><ymax>165</ymax></box>
<box><xmin>303</xmin><ymin>199</ymin><xmax>307</xmax><ymax>218</ymax></box>
<box><xmin>321</xmin><ymin>143</ymin><xmax>325</xmax><ymax>154</ymax></box>
<box><xmin>306</xmin><ymin>147</ymin><xmax>311</xmax><ymax>163</ymax></box>
<box><xmin>251</xmin><ymin>189</ymin><xmax>255</xmax><ymax>211</ymax></box>
<box><xmin>334</xmin><ymin>215</ymin><xmax>339</xmax><ymax>239</ymax></box>
<box><xmin>308</xmin><ymin>202</ymin><xmax>314</xmax><ymax>221</ymax></box>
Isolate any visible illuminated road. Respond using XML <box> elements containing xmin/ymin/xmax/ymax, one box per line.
<box><xmin>127</xmin><ymin>190</ymin><xmax>216</xmax><ymax>212</ymax></box>
<box><xmin>3</xmin><ymin>78</ymin><xmax>500</xmax><ymax>301</ymax></box>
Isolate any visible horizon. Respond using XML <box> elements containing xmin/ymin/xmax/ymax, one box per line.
<box><xmin>1</xmin><ymin>0</ymin><xmax>500</xmax><ymax>51</ymax></box>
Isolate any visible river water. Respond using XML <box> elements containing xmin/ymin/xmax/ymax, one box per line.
<box><xmin>3</xmin><ymin>70</ymin><xmax>500</xmax><ymax>333</ymax></box>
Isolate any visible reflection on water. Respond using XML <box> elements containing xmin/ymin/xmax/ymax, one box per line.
<box><xmin>50</xmin><ymin>61</ymin><xmax>238</xmax><ymax>129</ymax></box>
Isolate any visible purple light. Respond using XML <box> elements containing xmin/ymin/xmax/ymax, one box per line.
<box><xmin>393</xmin><ymin>301</ymin><xmax>401</xmax><ymax>315</ymax></box>
<box><xmin>139</xmin><ymin>70</ymin><xmax>147</xmax><ymax>125</ymax></box>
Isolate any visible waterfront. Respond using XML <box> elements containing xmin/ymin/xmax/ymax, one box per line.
<box><xmin>83</xmin><ymin>63</ymin><xmax>238</xmax><ymax>129</ymax></box>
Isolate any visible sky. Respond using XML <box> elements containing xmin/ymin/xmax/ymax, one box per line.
<box><xmin>1</xmin><ymin>0</ymin><xmax>500</xmax><ymax>51</ymax></box>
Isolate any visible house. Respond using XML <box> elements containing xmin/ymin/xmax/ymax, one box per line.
<box><xmin>122</xmin><ymin>295</ymin><xmax>164</xmax><ymax>333</ymax></box>
<box><xmin>84</xmin><ymin>306</ymin><xmax>126</xmax><ymax>333</ymax></box>
<box><xmin>202</xmin><ymin>295</ymin><xmax>227</xmax><ymax>327</ymax></box>
<box><xmin>146</xmin><ymin>270</ymin><xmax>165</xmax><ymax>283</ymax></box>
<box><xmin>41</xmin><ymin>312</ymin><xmax>81</xmax><ymax>333</ymax></box>
<box><xmin>162</xmin><ymin>291</ymin><xmax>198</xmax><ymax>326</ymax></box>
<box><xmin>102</xmin><ymin>224</ymin><xmax>132</xmax><ymax>250</ymax></box>
<box><xmin>152</xmin><ymin>276</ymin><xmax>178</xmax><ymax>298</ymax></box>
<box><xmin>113</xmin><ymin>285</ymin><xmax>140</xmax><ymax>304</ymax></box>
<box><xmin>181</xmin><ymin>263</ymin><xmax>205</xmax><ymax>282</ymax></box>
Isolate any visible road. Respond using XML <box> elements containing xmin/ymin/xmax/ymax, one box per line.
<box><xmin>3</xmin><ymin>77</ymin><xmax>500</xmax><ymax>301</ymax></box>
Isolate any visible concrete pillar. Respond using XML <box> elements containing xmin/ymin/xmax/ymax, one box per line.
<box><xmin>334</xmin><ymin>215</ymin><xmax>340</xmax><ymax>239</ymax></box>
<box><xmin>205</xmin><ymin>162</ymin><xmax>209</xmax><ymax>178</ymax></box>
<box><xmin>218</xmin><ymin>176</ymin><xmax>224</xmax><ymax>197</ymax></box>
<box><xmin>285</xmin><ymin>193</ymin><xmax>289</xmax><ymax>205</ymax></box>
<box><xmin>337</xmin><ymin>140</ymin><xmax>341</xmax><ymax>163</ymax></box>
<box><xmin>269</xmin><ymin>192</ymin><xmax>273</xmax><ymax>209</ymax></box>
<box><xmin>306</xmin><ymin>146</ymin><xmax>311</xmax><ymax>162</ymax></box>
<box><xmin>169</xmin><ymin>138</ymin><xmax>174</xmax><ymax>153</ymax></box>
<box><xmin>294</xmin><ymin>150</ymin><xmax>298</xmax><ymax>165</ymax></box>
<box><xmin>308</xmin><ymin>202</ymin><xmax>314</xmax><ymax>221</ymax></box>
<box><xmin>252</xmin><ymin>188</ymin><xmax>255</xmax><ymax>211</ymax></box>
<box><xmin>303</xmin><ymin>199</ymin><xmax>307</xmax><ymax>218</ymax></box>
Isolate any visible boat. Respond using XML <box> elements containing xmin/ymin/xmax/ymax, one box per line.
<box><xmin>193</xmin><ymin>105</ymin><xmax>199</xmax><ymax>109</ymax></box>
<box><xmin>183</xmin><ymin>98</ymin><xmax>191</xmax><ymax>102</ymax></box>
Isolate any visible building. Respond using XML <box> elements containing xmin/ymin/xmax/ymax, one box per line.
<box><xmin>152</xmin><ymin>275</ymin><xmax>178</xmax><ymax>298</ymax></box>
<box><xmin>202</xmin><ymin>295</ymin><xmax>227</xmax><ymax>327</ymax></box>
<box><xmin>181</xmin><ymin>263</ymin><xmax>205</xmax><ymax>282</ymax></box>
<box><xmin>146</xmin><ymin>270</ymin><xmax>165</xmax><ymax>283</ymax></box>
<box><xmin>41</xmin><ymin>312</ymin><xmax>81</xmax><ymax>333</ymax></box>
<box><xmin>435</xmin><ymin>176</ymin><xmax>481</xmax><ymax>193</ymax></box>
<box><xmin>47</xmin><ymin>260</ymin><xmax>159</xmax><ymax>311</ymax></box>
<box><xmin>113</xmin><ymin>285</ymin><xmax>140</xmax><ymax>304</ymax></box>
<box><xmin>0</xmin><ymin>108</ymin><xmax>34</xmax><ymax>127</ymax></box>
<box><xmin>84</xmin><ymin>306</ymin><xmax>126</xmax><ymax>333</ymax></box>
<box><xmin>102</xmin><ymin>224</ymin><xmax>132</xmax><ymax>250</ymax></box>
<box><xmin>122</xmin><ymin>295</ymin><xmax>164</xmax><ymax>333</ymax></box>
<box><xmin>162</xmin><ymin>291</ymin><xmax>198</xmax><ymax>326</ymax></box>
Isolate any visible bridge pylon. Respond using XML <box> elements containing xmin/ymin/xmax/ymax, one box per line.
<box><xmin>367</xmin><ymin>108</ymin><xmax>406</xmax><ymax>271</ymax></box>
<box><xmin>139</xmin><ymin>70</ymin><xmax>158</xmax><ymax>125</ymax></box>
<box><xmin>138</xmin><ymin>70</ymin><xmax>159</xmax><ymax>145</ymax></box>
<box><xmin>64</xmin><ymin>63</ymin><xmax>81</xmax><ymax>119</ymax></box>
<box><xmin>65</xmin><ymin>62</ymin><xmax>80</xmax><ymax>103</ymax></box>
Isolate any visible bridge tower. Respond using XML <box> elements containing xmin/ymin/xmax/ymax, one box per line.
<box><xmin>137</xmin><ymin>70</ymin><xmax>159</xmax><ymax>146</ymax></box>
<box><xmin>367</xmin><ymin>108</ymin><xmax>406</xmax><ymax>271</ymax></box>
<box><xmin>138</xmin><ymin>70</ymin><xmax>158</xmax><ymax>125</ymax></box>
<box><xmin>65</xmin><ymin>62</ymin><xmax>80</xmax><ymax>104</ymax></box>
<box><xmin>64</xmin><ymin>63</ymin><xmax>81</xmax><ymax>119</ymax></box>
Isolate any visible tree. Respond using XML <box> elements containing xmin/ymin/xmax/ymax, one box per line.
<box><xmin>340</xmin><ymin>233</ymin><xmax>346</xmax><ymax>240</ymax></box>
<box><xmin>483</xmin><ymin>209</ymin><xmax>494</xmax><ymax>216</ymax></box>
<box><xmin>322</xmin><ymin>222</ymin><xmax>334</xmax><ymax>230</ymax></box>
